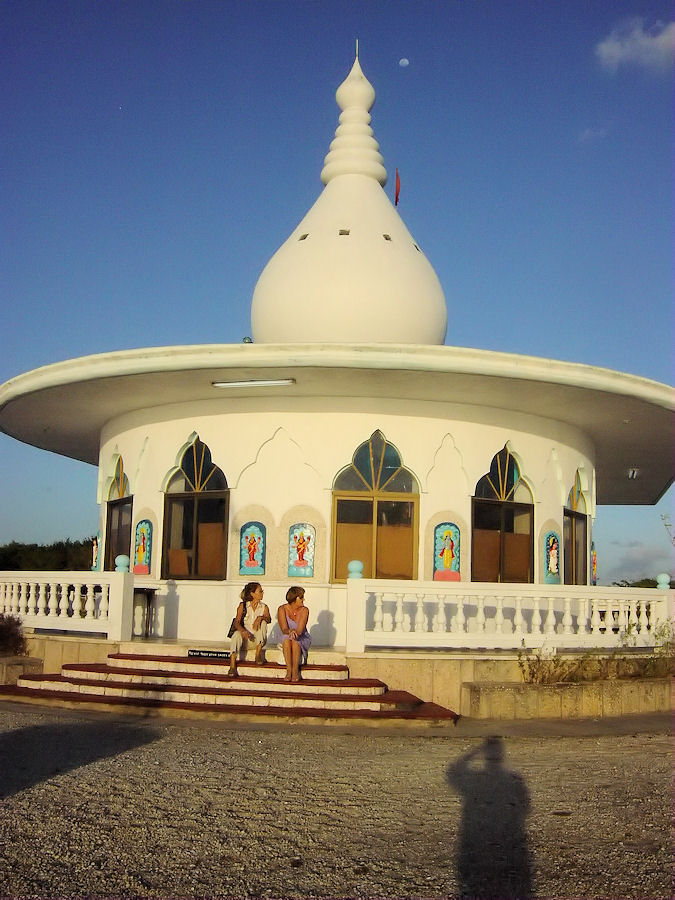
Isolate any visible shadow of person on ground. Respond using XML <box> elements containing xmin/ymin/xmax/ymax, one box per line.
<box><xmin>0</xmin><ymin>718</ymin><xmax>161</xmax><ymax>799</ymax></box>
<box><xmin>446</xmin><ymin>735</ymin><xmax>533</xmax><ymax>899</ymax></box>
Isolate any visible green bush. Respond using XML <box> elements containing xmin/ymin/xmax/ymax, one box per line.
<box><xmin>0</xmin><ymin>614</ymin><xmax>28</xmax><ymax>656</ymax></box>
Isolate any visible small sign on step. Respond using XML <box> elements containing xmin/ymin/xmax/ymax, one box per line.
<box><xmin>187</xmin><ymin>649</ymin><xmax>229</xmax><ymax>659</ymax></box>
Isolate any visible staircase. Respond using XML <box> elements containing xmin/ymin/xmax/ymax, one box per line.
<box><xmin>0</xmin><ymin>650</ymin><xmax>458</xmax><ymax>727</ymax></box>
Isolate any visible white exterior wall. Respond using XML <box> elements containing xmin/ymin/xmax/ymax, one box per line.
<box><xmin>97</xmin><ymin>396</ymin><xmax>595</xmax><ymax>618</ymax></box>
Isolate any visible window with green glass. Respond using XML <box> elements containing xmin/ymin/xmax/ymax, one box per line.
<box><xmin>331</xmin><ymin>431</ymin><xmax>418</xmax><ymax>582</ymax></box>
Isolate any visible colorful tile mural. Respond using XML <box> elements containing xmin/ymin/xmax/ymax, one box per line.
<box><xmin>240</xmin><ymin>522</ymin><xmax>266</xmax><ymax>576</ymax></box>
<box><xmin>133</xmin><ymin>520</ymin><xmax>153</xmax><ymax>575</ymax></box>
<box><xmin>433</xmin><ymin>523</ymin><xmax>460</xmax><ymax>581</ymax></box>
<box><xmin>288</xmin><ymin>523</ymin><xmax>315</xmax><ymax>578</ymax></box>
<box><xmin>544</xmin><ymin>531</ymin><xmax>560</xmax><ymax>584</ymax></box>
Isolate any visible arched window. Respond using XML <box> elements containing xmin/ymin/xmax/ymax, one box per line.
<box><xmin>331</xmin><ymin>430</ymin><xmax>419</xmax><ymax>582</ymax></box>
<box><xmin>472</xmin><ymin>445</ymin><xmax>533</xmax><ymax>583</ymax></box>
<box><xmin>564</xmin><ymin>471</ymin><xmax>588</xmax><ymax>585</ymax></box>
<box><xmin>162</xmin><ymin>438</ymin><xmax>229</xmax><ymax>579</ymax></box>
<box><xmin>105</xmin><ymin>457</ymin><xmax>132</xmax><ymax>571</ymax></box>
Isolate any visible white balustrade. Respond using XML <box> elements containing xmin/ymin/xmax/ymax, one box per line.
<box><xmin>355</xmin><ymin>580</ymin><xmax>672</xmax><ymax>652</ymax></box>
<box><xmin>0</xmin><ymin>571</ymin><xmax>134</xmax><ymax>640</ymax></box>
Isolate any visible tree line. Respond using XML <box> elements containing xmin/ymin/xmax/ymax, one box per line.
<box><xmin>0</xmin><ymin>538</ymin><xmax>94</xmax><ymax>571</ymax></box>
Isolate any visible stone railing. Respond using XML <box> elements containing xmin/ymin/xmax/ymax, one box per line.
<box><xmin>0</xmin><ymin>572</ymin><xmax>134</xmax><ymax>641</ymax></box>
<box><xmin>345</xmin><ymin>580</ymin><xmax>673</xmax><ymax>653</ymax></box>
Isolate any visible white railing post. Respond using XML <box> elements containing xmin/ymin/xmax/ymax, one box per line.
<box><xmin>106</xmin><ymin>573</ymin><xmax>135</xmax><ymax>641</ymax></box>
<box><xmin>394</xmin><ymin>594</ymin><xmax>404</xmax><ymax>633</ymax></box>
<box><xmin>373</xmin><ymin>592</ymin><xmax>384</xmax><ymax>631</ymax></box>
<box><xmin>345</xmin><ymin>579</ymin><xmax>366</xmax><ymax>654</ymax></box>
<box><xmin>562</xmin><ymin>597</ymin><xmax>572</xmax><ymax>635</ymax></box>
<box><xmin>476</xmin><ymin>595</ymin><xmax>485</xmax><ymax>633</ymax></box>
<box><xmin>434</xmin><ymin>593</ymin><xmax>447</xmax><ymax>633</ymax></box>
<box><xmin>414</xmin><ymin>593</ymin><xmax>426</xmax><ymax>632</ymax></box>
<box><xmin>455</xmin><ymin>594</ymin><xmax>465</xmax><ymax>634</ymax></box>
<box><xmin>531</xmin><ymin>597</ymin><xmax>542</xmax><ymax>634</ymax></box>
<box><xmin>544</xmin><ymin>597</ymin><xmax>556</xmax><ymax>635</ymax></box>
<box><xmin>513</xmin><ymin>595</ymin><xmax>524</xmax><ymax>637</ymax></box>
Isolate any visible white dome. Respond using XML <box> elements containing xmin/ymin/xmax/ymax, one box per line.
<box><xmin>250</xmin><ymin>56</ymin><xmax>448</xmax><ymax>345</ymax></box>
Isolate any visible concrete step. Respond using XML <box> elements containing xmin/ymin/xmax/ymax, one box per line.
<box><xmin>0</xmin><ymin>650</ymin><xmax>459</xmax><ymax>726</ymax></box>
<box><xmin>107</xmin><ymin>653</ymin><xmax>350</xmax><ymax>680</ymax></box>
<box><xmin>15</xmin><ymin>673</ymin><xmax>419</xmax><ymax>711</ymax></box>
<box><xmin>60</xmin><ymin>663</ymin><xmax>386</xmax><ymax>695</ymax></box>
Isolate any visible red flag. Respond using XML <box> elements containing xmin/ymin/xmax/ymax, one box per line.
<box><xmin>395</xmin><ymin>168</ymin><xmax>400</xmax><ymax>206</ymax></box>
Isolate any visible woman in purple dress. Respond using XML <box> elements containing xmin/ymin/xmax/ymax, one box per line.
<box><xmin>277</xmin><ymin>586</ymin><xmax>311</xmax><ymax>682</ymax></box>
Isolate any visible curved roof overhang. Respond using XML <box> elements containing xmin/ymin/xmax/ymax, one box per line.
<box><xmin>0</xmin><ymin>343</ymin><xmax>672</xmax><ymax>505</ymax></box>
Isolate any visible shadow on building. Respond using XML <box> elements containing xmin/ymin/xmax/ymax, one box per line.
<box><xmin>446</xmin><ymin>735</ymin><xmax>533</xmax><ymax>899</ymax></box>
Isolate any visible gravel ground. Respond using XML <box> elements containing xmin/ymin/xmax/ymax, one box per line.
<box><xmin>0</xmin><ymin>705</ymin><xmax>671</xmax><ymax>899</ymax></box>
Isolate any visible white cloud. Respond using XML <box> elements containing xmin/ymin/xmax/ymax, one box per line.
<box><xmin>596</xmin><ymin>18</ymin><xmax>675</xmax><ymax>73</ymax></box>
<box><xmin>577</xmin><ymin>126</ymin><xmax>607</xmax><ymax>144</ymax></box>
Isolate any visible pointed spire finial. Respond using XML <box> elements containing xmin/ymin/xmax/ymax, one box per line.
<box><xmin>355</xmin><ymin>37</ymin><xmax>359</xmax><ymax>58</ymax></box>
<box><xmin>320</xmin><ymin>55</ymin><xmax>387</xmax><ymax>186</ymax></box>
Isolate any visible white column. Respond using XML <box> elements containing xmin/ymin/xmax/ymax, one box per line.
<box><xmin>531</xmin><ymin>597</ymin><xmax>542</xmax><ymax>634</ymax></box>
<box><xmin>513</xmin><ymin>595</ymin><xmax>524</xmax><ymax>636</ymax></box>
<box><xmin>414</xmin><ymin>593</ymin><xmax>426</xmax><ymax>632</ymax></box>
<box><xmin>394</xmin><ymin>594</ymin><xmax>404</xmax><ymax>633</ymax></box>
<box><xmin>544</xmin><ymin>597</ymin><xmax>556</xmax><ymax>635</ymax></box>
<box><xmin>434</xmin><ymin>594</ymin><xmax>447</xmax><ymax>633</ymax></box>
<box><xmin>562</xmin><ymin>596</ymin><xmax>572</xmax><ymax>635</ymax></box>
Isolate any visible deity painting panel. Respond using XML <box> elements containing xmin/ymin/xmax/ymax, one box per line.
<box><xmin>133</xmin><ymin>520</ymin><xmax>153</xmax><ymax>575</ymax></box>
<box><xmin>591</xmin><ymin>541</ymin><xmax>597</xmax><ymax>586</ymax></box>
<box><xmin>433</xmin><ymin>523</ymin><xmax>460</xmax><ymax>581</ymax></box>
<box><xmin>288</xmin><ymin>523</ymin><xmax>315</xmax><ymax>578</ymax></box>
<box><xmin>544</xmin><ymin>531</ymin><xmax>560</xmax><ymax>584</ymax></box>
<box><xmin>91</xmin><ymin>530</ymin><xmax>102</xmax><ymax>572</ymax></box>
<box><xmin>240</xmin><ymin>522</ymin><xmax>266</xmax><ymax>576</ymax></box>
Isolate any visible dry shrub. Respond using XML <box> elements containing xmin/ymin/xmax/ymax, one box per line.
<box><xmin>0</xmin><ymin>614</ymin><xmax>28</xmax><ymax>656</ymax></box>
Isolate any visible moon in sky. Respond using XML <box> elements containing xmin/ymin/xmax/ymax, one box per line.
<box><xmin>398</xmin><ymin>58</ymin><xmax>410</xmax><ymax>67</ymax></box>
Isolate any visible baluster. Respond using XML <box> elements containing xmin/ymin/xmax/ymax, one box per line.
<box><xmin>544</xmin><ymin>597</ymin><xmax>556</xmax><ymax>634</ymax></box>
<box><xmin>626</xmin><ymin>599</ymin><xmax>637</xmax><ymax>634</ymax></box>
<box><xmin>394</xmin><ymin>594</ymin><xmax>405</xmax><ymax>633</ymax></box>
<box><xmin>577</xmin><ymin>597</ymin><xmax>588</xmax><ymax>634</ymax></box>
<box><xmin>476</xmin><ymin>595</ymin><xmax>486</xmax><ymax>633</ymax></box>
<box><xmin>414</xmin><ymin>593</ymin><xmax>426</xmax><ymax>632</ymax></box>
<box><xmin>637</xmin><ymin>600</ymin><xmax>647</xmax><ymax>634</ymax></box>
<box><xmin>38</xmin><ymin>583</ymin><xmax>48</xmax><ymax>618</ymax></box>
<box><xmin>455</xmin><ymin>595</ymin><xmax>465</xmax><ymax>634</ymax></box>
<box><xmin>373</xmin><ymin>592</ymin><xmax>384</xmax><ymax>631</ymax></box>
<box><xmin>99</xmin><ymin>584</ymin><xmax>109</xmax><ymax>621</ymax></box>
<box><xmin>494</xmin><ymin>596</ymin><xmax>504</xmax><ymax>635</ymax></box>
<box><xmin>24</xmin><ymin>582</ymin><xmax>32</xmax><ymax>616</ymax></box>
<box><xmin>531</xmin><ymin>597</ymin><xmax>542</xmax><ymax>634</ymax></box>
<box><xmin>513</xmin><ymin>595</ymin><xmax>524</xmax><ymax>636</ymax></box>
<box><xmin>590</xmin><ymin>599</ymin><xmax>601</xmax><ymax>633</ymax></box>
<box><xmin>435</xmin><ymin>594</ymin><xmax>447</xmax><ymax>633</ymax></box>
<box><xmin>561</xmin><ymin>596</ymin><xmax>572</xmax><ymax>635</ymax></box>
<box><xmin>8</xmin><ymin>584</ymin><xmax>16</xmax><ymax>615</ymax></box>
<box><xmin>48</xmin><ymin>582</ymin><xmax>59</xmax><ymax>618</ymax></box>
<box><xmin>0</xmin><ymin>583</ymin><xmax>5</xmax><ymax>613</ymax></box>
<box><xmin>84</xmin><ymin>584</ymin><xmax>95</xmax><ymax>620</ymax></box>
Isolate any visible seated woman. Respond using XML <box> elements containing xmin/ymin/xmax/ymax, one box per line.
<box><xmin>277</xmin><ymin>586</ymin><xmax>311</xmax><ymax>683</ymax></box>
<box><xmin>229</xmin><ymin>582</ymin><xmax>271</xmax><ymax>676</ymax></box>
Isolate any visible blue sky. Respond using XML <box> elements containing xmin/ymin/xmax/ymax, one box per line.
<box><xmin>0</xmin><ymin>1</ymin><xmax>673</xmax><ymax>583</ymax></box>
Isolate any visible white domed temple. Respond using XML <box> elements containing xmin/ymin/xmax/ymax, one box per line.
<box><xmin>0</xmin><ymin>54</ymin><xmax>672</xmax><ymax>715</ymax></box>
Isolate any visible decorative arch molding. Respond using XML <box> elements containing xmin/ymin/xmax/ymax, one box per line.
<box><xmin>234</xmin><ymin>426</ymin><xmax>322</xmax><ymax>490</ymax></box>
<box><xmin>425</xmin><ymin>432</ymin><xmax>470</xmax><ymax>497</ymax></box>
<box><xmin>541</xmin><ymin>447</ymin><xmax>566</xmax><ymax>507</ymax></box>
